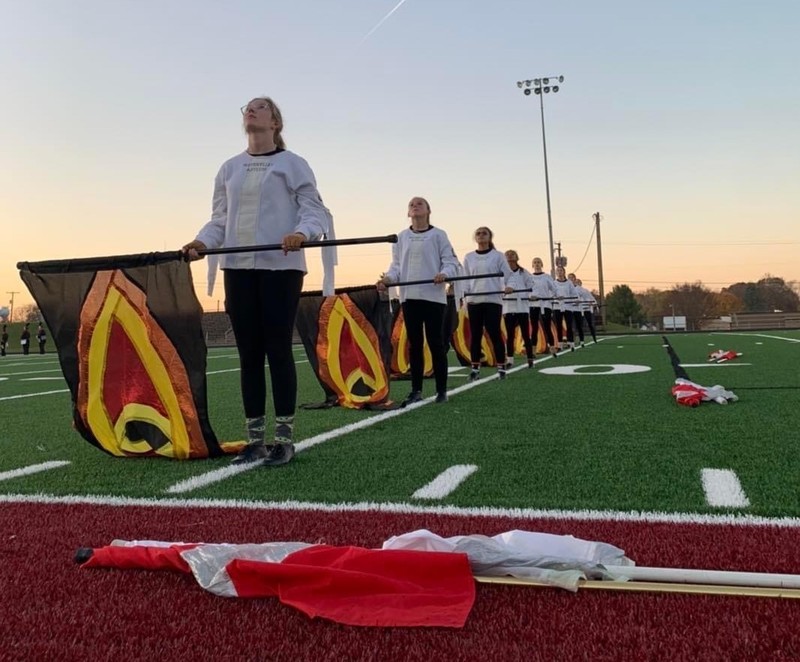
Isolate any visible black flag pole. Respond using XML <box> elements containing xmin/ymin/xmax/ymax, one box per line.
<box><xmin>17</xmin><ymin>235</ymin><xmax>398</xmax><ymax>273</ymax></box>
<box><xmin>390</xmin><ymin>272</ymin><xmax>503</xmax><ymax>288</ymax></box>
<box><xmin>197</xmin><ymin>234</ymin><xmax>398</xmax><ymax>257</ymax></box>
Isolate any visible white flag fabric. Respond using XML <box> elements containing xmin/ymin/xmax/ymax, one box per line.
<box><xmin>382</xmin><ymin>529</ymin><xmax>634</xmax><ymax>591</ymax></box>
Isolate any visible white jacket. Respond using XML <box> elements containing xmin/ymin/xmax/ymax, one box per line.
<box><xmin>195</xmin><ymin>150</ymin><xmax>333</xmax><ymax>293</ymax></box>
<box><xmin>502</xmin><ymin>268</ymin><xmax>533</xmax><ymax>315</ymax></box>
<box><xmin>529</xmin><ymin>272</ymin><xmax>557</xmax><ymax>310</ymax></box>
<box><xmin>461</xmin><ymin>249</ymin><xmax>512</xmax><ymax>306</ymax></box>
<box><xmin>383</xmin><ymin>226</ymin><xmax>460</xmax><ymax>304</ymax></box>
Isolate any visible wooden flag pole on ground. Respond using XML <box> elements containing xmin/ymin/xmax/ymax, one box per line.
<box><xmin>475</xmin><ymin>564</ymin><xmax>800</xmax><ymax>600</ymax></box>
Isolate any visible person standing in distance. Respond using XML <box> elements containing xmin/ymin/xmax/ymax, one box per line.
<box><xmin>378</xmin><ymin>197</ymin><xmax>460</xmax><ymax>405</ymax></box>
<box><xmin>20</xmin><ymin>323</ymin><xmax>31</xmax><ymax>356</ymax></box>
<box><xmin>0</xmin><ymin>325</ymin><xmax>8</xmax><ymax>357</ymax></box>
<box><xmin>36</xmin><ymin>322</ymin><xmax>47</xmax><ymax>354</ymax></box>
<box><xmin>461</xmin><ymin>227</ymin><xmax>513</xmax><ymax>381</ymax></box>
<box><xmin>529</xmin><ymin>257</ymin><xmax>558</xmax><ymax>358</ymax></box>
<box><xmin>573</xmin><ymin>276</ymin><xmax>598</xmax><ymax>344</ymax></box>
<box><xmin>183</xmin><ymin>97</ymin><xmax>331</xmax><ymax>467</ymax></box>
<box><xmin>553</xmin><ymin>266</ymin><xmax>578</xmax><ymax>351</ymax></box>
<box><xmin>502</xmin><ymin>250</ymin><xmax>534</xmax><ymax>368</ymax></box>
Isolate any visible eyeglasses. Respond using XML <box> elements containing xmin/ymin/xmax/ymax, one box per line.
<box><xmin>241</xmin><ymin>103</ymin><xmax>272</xmax><ymax>115</ymax></box>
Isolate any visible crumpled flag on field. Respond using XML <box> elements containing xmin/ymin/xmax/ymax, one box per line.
<box><xmin>708</xmin><ymin>349</ymin><xmax>743</xmax><ymax>363</ymax></box>
<box><xmin>672</xmin><ymin>378</ymin><xmax>739</xmax><ymax>407</ymax></box>
<box><xmin>295</xmin><ymin>286</ymin><xmax>396</xmax><ymax>409</ymax></box>
<box><xmin>76</xmin><ymin>539</ymin><xmax>475</xmax><ymax>628</ymax></box>
<box><xmin>18</xmin><ymin>253</ymin><xmax>231</xmax><ymax>459</ymax></box>
<box><xmin>75</xmin><ymin>528</ymin><xmax>634</xmax><ymax>626</ymax></box>
<box><xmin>382</xmin><ymin>529</ymin><xmax>633</xmax><ymax>591</ymax></box>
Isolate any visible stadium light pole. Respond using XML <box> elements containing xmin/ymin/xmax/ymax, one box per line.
<box><xmin>516</xmin><ymin>75</ymin><xmax>564</xmax><ymax>277</ymax></box>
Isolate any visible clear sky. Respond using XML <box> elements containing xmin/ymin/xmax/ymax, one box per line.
<box><xmin>2</xmin><ymin>0</ymin><xmax>799</xmax><ymax>312</ymax></box>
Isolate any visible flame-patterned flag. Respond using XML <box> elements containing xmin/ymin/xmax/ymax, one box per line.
<box><xmin>18</xmin><ymin>253</ymin><xmax>229</xmax><ymax>459</ymax></box>
<box><xmin>295</xmin><ymin>286</ymin><xmax>394</xmax><ymax>409</ymax></box>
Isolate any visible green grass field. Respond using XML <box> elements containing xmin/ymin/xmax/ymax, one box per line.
<box><xmin>2</xmin><ymin>331</ymin><xmax>798</xmax><ymax>519</ymax></box>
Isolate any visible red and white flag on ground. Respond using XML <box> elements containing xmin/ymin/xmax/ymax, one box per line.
<box><xmin>78</xmin><ymin>540</ymin><xmax>474</xmax><ymax>628</ymax></box>
<box><xmin>708</xmin><ymin>349</ymin><xmax>742</xmax><ymax>363</ymax></box>
<box><xmin>671</xmin><ymin>378</ymin><xmax>738</xmax><ymax>407</ymax></box>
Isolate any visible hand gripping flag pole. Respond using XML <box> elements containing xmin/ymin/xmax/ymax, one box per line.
<box><xmin>383</xmin><ymin>272</ymin><xmax>503</xmax><ymax>313</ymax></box>
<box><xmin>195</xmin><ymin>234</ymin><xmax>398</xmax><ymax>258</ymax></box>
<box><xmin>390</xmin><ymin>272</ymin><xmax>503</xmax><ymax>288</ymax></box>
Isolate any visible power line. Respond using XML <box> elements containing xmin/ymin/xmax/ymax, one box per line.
<box><xmin>572</xmin><ymin>223</ymin><xmax>596</xmax><ymax>273</ymax></box>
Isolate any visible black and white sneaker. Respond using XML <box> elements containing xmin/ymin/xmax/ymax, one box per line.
<box><xmin>527</xmin><ymin>359</ymin><xmax>535</xmax><ymax>368</ymax></box>
<box><xmin>468</xmin><ymin>370</ymin><xmax>480</xmax><ymax>382</ymax></box>
<box><xmin>497</xmin><ymin>369</ymin><xmax>507</xmax><ymax>380</ymax></box>
<box><xmin>435</xmin><ymin>392</ymin><xmax>448</xmax><ymax>404</ymax></box>
<box><xmin>401</xmin><ymin>391</ymin><xmax>423</xmax><ymax>407</ymax></box>
<box><xmin>262</xmin><ymin>442</ymin><xmax>295</xmax><ymax>467</ymax></box>
<box><xmin>231</xmin><ymin>443</ymin><xmax>271</xmax><ymax>464</ymax></box>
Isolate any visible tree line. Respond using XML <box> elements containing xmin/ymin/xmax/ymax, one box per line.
<box><xmin>604</xmin><ymin>275</ymin><xmax>800</xmax><ymax>330</ymax></box>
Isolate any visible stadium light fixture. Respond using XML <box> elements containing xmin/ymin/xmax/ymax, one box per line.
<box><xmin>516</xmin><ymin>74</ymin><xmax>565</xmax><ymax>277</ymax></box>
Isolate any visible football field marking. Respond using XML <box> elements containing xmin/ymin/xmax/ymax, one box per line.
<box><xmin>3</xmin><ymin>491</ymin><xmax>798</xmax><ymax>528</ymax></box>
<box><xmin>0</xmin><ymin>390</ymin><xmax>69</xmax><ymax>402</ymax></box>
<box><xmin>412</xmin><ymin>464</ymin><xmax>478</xmax><ymax>499</ymax></box>
<box><xmin>0</xmin><ymin>461</ymin><xmax>70</xmax><ymax>483</ymax></box>
<box><xmin>713</xmin><ymin>332</ymin><xmax>800</xmax><ymax>344</ymax></box>
<box><xmin>701</xmin><ymin>469</ymin><xmax>750</xmax><ymax>508</ymax></box>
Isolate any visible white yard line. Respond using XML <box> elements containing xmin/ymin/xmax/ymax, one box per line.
<box><xmin>701</xmin><ymin>469</ymin><xmax>750</xmax><ymax>508</ymax></box>
<box><xmin>0</xmin><ymin>369</ymin><xmax>62</xmax><ymax>377</ymax></box>
<box><xmin>412</xmin><ymin>464</ymin><xmax>478</xmax><ymax>499</ymax></box>
<box><xmin>712</xmin><ymin>332</ymin><xmax>800</xmax><ymax>344</ymax></box>
<box><xmin>0</xmin><ymin>390</ymin><xmax>69</xmax><ymax>402</ymax></box>
<box><xmin>2</xmin><ymin>491</ymin><xmax>797</xmax><ymax>528</ymax></box>
<box><xmin>0</xmin><ymin>461</ymin><xmax>70</xmax><ymax>482</ymax></box>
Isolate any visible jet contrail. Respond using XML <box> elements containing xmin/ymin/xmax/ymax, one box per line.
<box><xmin>360</xmin><ymin>0</ymin><xmax>410</xmax><ymax>43</ymax></box>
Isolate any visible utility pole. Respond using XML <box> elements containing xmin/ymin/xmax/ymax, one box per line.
<box><xmin>593</xmin><ymin>213</ymin><xmax>606</xmax><ymax>327</ymax></box>
<box><xmin>6</xmin><ymin>292</ymin><xmax>19</xmax><ymax>323</ymax></box>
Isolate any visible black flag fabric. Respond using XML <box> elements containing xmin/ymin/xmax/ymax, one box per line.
<box><xmin>18</xmin><ymin>253</ymin><xmax>232</xmax><ymax>459</ymax></box>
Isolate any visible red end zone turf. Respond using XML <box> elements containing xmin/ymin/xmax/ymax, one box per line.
<box><xmin>1</xmin><ymin>503</ymin><xmax>798</xmax><ymax>660</ymax></box>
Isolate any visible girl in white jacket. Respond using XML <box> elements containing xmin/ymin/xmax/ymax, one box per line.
<box><xmin>502</xmin><ymin>250</ymin><xmax>534</xmax><ymax>368</ymax></box>
<box><xmin>461</xmin><ymin>227</ymin><xmax>513</xmax><ymax>380</ymax></box>
<box><xmin>378</xmin><ymin>197</ymin><xmax>460</xmax><ymax>405</ymax></box>
<box><xmin>529</xmin><ymin>257</ymin><xmax>558</xmax><ymax>358</ymax></box>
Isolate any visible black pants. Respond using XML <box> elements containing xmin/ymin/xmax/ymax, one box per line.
<box><xmin>0</xmin><ymin>341</ymin><xmax>6</xmax><ymax>357</ymax></box>
<box><xmin>39</xmin><ymin>342</ymin><xmax>46</xmax><ymax>355</ymax></box>
<box><xmin>224</xmin><ymin>269</ymin><xmax>303</xmax><ymax>419</ymax></box>
<box><xmin>468</xmin><ymin>303</ymin><xmax>505</xmax><ymax>366</ymax></box>
<box><xmin>573</xmin><ymin>311</ymin><xmax>585</xmax><ymax>342</ymax></box>
<box><xmin>553</xmin><ymin>310</ymin><xmax>574</xmax><ymax>343</ymax></box>
<box><xmin>582</xmin><ymin>311</ymin><xmax>597</xmax><ymax>341</ymax></box>
<box><xmin>402</xmin><ymin>299</ymin><xmax>448</xmax><ymax>394</ymax></box>
<box><xmin>504</xmin><ymin>313</ymin><xmax>533</xmax><ymax>360</ymax></box>
<box><xmin>22</xmin><ymin>342</ymin><xmax>29</xmax><ymax>355</ymax></box>
<box><xmin>529</xmin><ymin>307</ymin><xmax>554</xmax><ymax>349</ymax></box>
